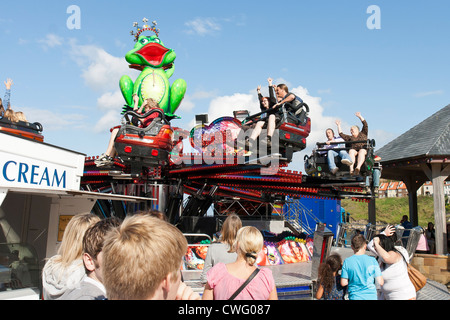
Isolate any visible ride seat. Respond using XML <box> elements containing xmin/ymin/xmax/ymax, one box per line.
<box><xmin>276</xmin><ymin>103</ymin><xmax>309</xmax><ymax>128</ymax></box>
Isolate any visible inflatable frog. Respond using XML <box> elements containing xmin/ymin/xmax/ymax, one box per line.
<box><xmin>120</xmin><ymin>33</ymin><xmax>186</xmax><ymax>117</ymax></box>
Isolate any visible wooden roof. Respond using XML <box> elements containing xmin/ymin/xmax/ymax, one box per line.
<box><xmin>376</xmin><ymin>104</ymin><xmax>450</xmax><ymax>163</ymax></box>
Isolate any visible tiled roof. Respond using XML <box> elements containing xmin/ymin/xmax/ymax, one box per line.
<box><xmin>398</xmin><ymin>182</ymin><xmax>407</xmax><ymax>189</ymax></box>
<box><xmin>376</xmin><ymin>104</ymin><xmax>450</xmax><ymax>162</ymax></box>
<box><xmin>379</xmin><ymin>182</ymin><xmax>388</xmax><ymax>191</ymax></box>
<box><xmin>388</xmin><ymin>181</ymin><xmax>399</xmax><ymax>190</ymax></box>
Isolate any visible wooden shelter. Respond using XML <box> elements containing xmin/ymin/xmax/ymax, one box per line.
<box><xmin>376</xmin><ymin>104</ymin><xmax>450</xmax><ymax>254</ymax></box>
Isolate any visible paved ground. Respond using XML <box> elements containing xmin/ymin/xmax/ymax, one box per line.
<box><xmin>417</xmin><ymin>280</ymin><xmax>450</xmax><ymax>300</ymax></box>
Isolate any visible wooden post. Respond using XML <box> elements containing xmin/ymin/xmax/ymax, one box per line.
<box><xmin>431</xmin><ymin>164</ymin><xmax>449</xmax><ymax>255</ymax></box>
<box><xmin>421</xmin><ymin>163</ymin><xmax>450</xmax><ymax>255</ymax></box>
<box><xmin>403</xmin><ymin>175</ymin><xmax>424</xmax><ymax>227</ymax></box>
<box><xmin>368</xmin><ymin>198</ymin><xmax>376</xmax><ymax>225</ymax></box>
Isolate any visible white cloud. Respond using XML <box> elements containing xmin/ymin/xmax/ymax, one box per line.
<box><xmin>179</xmin><ymin>89</ymin><xmax>219</xmax><ymax>112</ymax></box>
<box><xmin>37</xmin><ymin>34</ymin><xmax>63</xmax><ymax>50</ymax></box>
<box><xmin>207</xmin><ymin>92</ymin><xmax>259</xmax><ymax>122</ymax></box>
<box><xmin>94</xmin><ymin>90</ymin><xmax>124</xmax><ymax>132</ymax></box>
<box><xmin>413</xmin><ymin>90</ymin><xmax>443</xmax><ymax>98</ymax></box>
<box><xmin>97</xmin><ymin>90</ymin><xmax>125</xmax><ymax>112</ymax></box>
<box><xmin>18</xmin><ymin>107</ymin><xmax>88</xmax><ymax>132</ymax></box>
<box><xmin>68</xmin><ymin>40</ymin><xmax>134</xmax><ymax>92</ymax></box>
<box><xmin>31</xmin><ymin>35</ymin><xmax>135</xmax><ymax>133</ymax></box>
<box><xmin>65</xmin><ymin>38</ymin><xmax>137</xmax><ymax>132</ymax></box>
<box><xmin>184</xmin><ymin>18</ymin><xmax>222</xmax><ymax>36</ymax></box>
<box><xmin>290</xmin><ymin>86</ymin><xmax>336</xmax><ymax>154</ymax></box>
<box><xmin>371</xmin><ymin>129</ymin><xmax>397</xmax><ymax>150</ymax></box>
<box><xmin>93</xmin><ymin>109</ymin><xmax>121</xmax><ymax>133</ymax></box>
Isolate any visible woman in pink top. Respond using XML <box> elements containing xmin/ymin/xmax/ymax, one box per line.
<box><xmin>202</xmin><ymin>226</ymin><xmax>278</xmax><ymax>300</ymax></box>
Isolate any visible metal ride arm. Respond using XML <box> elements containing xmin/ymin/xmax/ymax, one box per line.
<box><xmin>315</xmin><ymin>139</ymin><xmax>375</xmax><ymax>152</ymax></box>
<box><xmin>123</xmin><ymin>109</ymin><xmax>170</xmax><ymax>126</ymax></box>
<box><xmin>181</xmin><ymin>184</ymin><xmax>218</xmax><ymax>218</ymax></box>
<box><xmin>166</xmin><ymin>180</ymin><xmax>183</xmax><ymax>224</ymax></box>
<box><xmin>243</xmin><ymin>104</ymin><xmax>284</xmax><ymax>125</ymax></box>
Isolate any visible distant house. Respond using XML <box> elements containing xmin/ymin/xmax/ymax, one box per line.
<box><xmin>397</xmin><ymin>181</ymin><xmax>408</xmax><ymax>197</ymax></box>
<box><xmin>378</xmin><ymin>182</ymin><xmax>388</xmax><ymax>198</ymax></box>
<box><xmin>377</xmin><ymin>180</ymin><xmax>449</xmax><ymax>198</ymax></box>
<box><xmin>387</xmin><ymin>181</ymin><xmax>399</xmax><ymax>198</ymax></box>
<box><xmin>420</xmin><ymin>181</ymin><xmax>434</xmax><ymax>196</ymax></box>
<box><xmin>444</xmin><ymin>181</ymin><xmax>450</xmax><ymax>196</ymax></box>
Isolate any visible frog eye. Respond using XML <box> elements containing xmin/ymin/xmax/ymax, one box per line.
<box><xmin>153</xmin><ymin>38</ymin><xmax>161</xmax><ymax>44</ymax></box>
<box><xmin>140</xmin><ymin>38</ymin><xmax>149</xmax><ymax>45</ymax></box>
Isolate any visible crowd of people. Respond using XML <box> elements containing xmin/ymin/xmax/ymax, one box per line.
<box><xmin>0</xmin><ymin>78</ymin><xmax>28</xmax><ymax>123</ymax></box>
<box><xmin>316</xmin><ymin>225</ymin><xmax>417</xmax><ymax>300</ymax></box>
<box><xmin>41</xmin><ymin>212</ymin><xmax>278</xmax><ymax>301</ymax></box>
<box><xmin>42</xmin><ymin>211</ymin><xmax>423</xmax><ymax>301</ymax></box>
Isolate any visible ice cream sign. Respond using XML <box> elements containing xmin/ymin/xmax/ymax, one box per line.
<box><xmin>1</xmin><ymin>158</ymin><xmax>67</xmax><ymax>189</ymax></box>
<box><xmin>0</xmin><ymin>133</ymin><xmax>84</xmax><ymax>191</ymax></box>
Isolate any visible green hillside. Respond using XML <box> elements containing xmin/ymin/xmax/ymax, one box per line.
<box><xmin>340</xmin><ymin>196</ymin><xmax>444</xmax><ymax>227</ymax></box>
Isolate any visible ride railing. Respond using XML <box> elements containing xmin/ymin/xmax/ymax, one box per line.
<box><xmin>336</xmin><ymin>223</ymin><xmax>422</xmax><ymax>258</ymax></box>
<box><xmin>181</xmin><ymin>233</ymin><xmax>212</xmax><ymax>293</ymax></box>
<box><xmin>315</xmin><ymin>139</ymin><xmax>376</xmax><ymax>154</ymax></box>
<box><xmin>242</xmin><ymin>102</ymin><xmax>310</xmax><ymax>127</ymax></box>
<box><xmin>282</xmin><ymin>199</ymin><xmax>321</xmax><ymax>235</ymax></box>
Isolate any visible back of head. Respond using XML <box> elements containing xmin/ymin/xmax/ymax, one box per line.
<box><xmin>326</xmin><ymin>253</ymin><xmax>342</xmax><ymax>272</ymax></box>
<box><xmin>374</xmin><ymin>234</ymin><xmax>396</xmax><ymax>252</ymax></box>
<box><xmin>15</xmin><ymin>111</ymin><xmax>27</xmax><ymax>122</ymax></box>
<box><xmin>277</xmin><ymin>84</ymin><xmax>289</xmax><ymax>93</ymax></box>
<box><xmin>4</xmin><ymin>109</ymin><xmax>18</xmax><ymax>123</ymax></box>
<box><xmin>351</xmin><ymin>234</ymin><xmax>367</xmax><ymax>251</ymax></box>
<box><xmin>102</xmin><ymin>214</ymin><xmax>188</xmax><ymax>300</ymax></box>
<box><xmin>83</xmin><ymin>217</ymin><xmax>122</xmax><ymax>262</ymax></box>
<box><xmin>57</xmin><ymin>213</ymin><xmax>101</xmax><ymax>266</ymax></box>
<box><xmin>135</xmin><ymin>209</ymin><xmax>167</xmax><ymax>221</ymax></box>
<box><xmin>233</xmin><ymin>226</ymin><xmax>263</xmax><ymax>266</ymax></box>
<box><xmin>318</xmin><ymin>253</ymin><xmax>342</xmax><ymax>292</ymax></box>
<box><xmin>221</xmin><ymin>213</ymin><xmax>242</xmax><ymax>250</ymax></box>
<box><xmin>145</xmin><ymin>98</ymin><xmax>160</xmax><ymax>110</ymax></box>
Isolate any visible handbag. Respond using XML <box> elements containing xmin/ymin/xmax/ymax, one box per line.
<box><xmin>228</xmin><ymin>268</ymin><xmax>260</xmax><ymax>300</ymax></box>
<box><xmin>400</xmin><ymin>252</ymin><xmax>427</xmax><ymax>291</ymax></box>
<box><xmin>407</xmin><ymin>263</ymin><xmax>427</xmax><ymax>292</ymax></box>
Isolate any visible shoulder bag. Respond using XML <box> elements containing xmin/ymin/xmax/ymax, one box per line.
<box><xmin>400</xmin><ymin>251</ymin><xmax>427</xmax><ymax>292</ymax></box>
<box><xmin>228</xmin><ymin>268</ymin><xmax>260</xmax><ymax>300</ymax></box>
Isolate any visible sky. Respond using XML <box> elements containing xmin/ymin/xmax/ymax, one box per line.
<box><xmin>1</xmin><ymin>0</ymin><xmax>450</xmax><ymax>173</ymax></box>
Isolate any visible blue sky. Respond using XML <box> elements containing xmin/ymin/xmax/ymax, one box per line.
<box><xmin>1</xmin><ymin>1</ymin><xmax>450</xmax><ymax>173</ymax></box>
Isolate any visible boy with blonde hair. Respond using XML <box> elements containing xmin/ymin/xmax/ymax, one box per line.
<box><xmin>102</xmin><ymin>214</ymin><xmax>199</xmax><ymax>300</ymax></box>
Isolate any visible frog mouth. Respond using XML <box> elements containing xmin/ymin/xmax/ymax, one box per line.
<box><xmin>136</xmin><ymin>43</ymin><xmax>170</xmax><ymax>66</ymax></box>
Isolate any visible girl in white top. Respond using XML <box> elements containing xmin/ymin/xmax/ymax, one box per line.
<box><xmin>369</xmin><ymin>227</ymin><xmax>416</xmax><ymax>300</ymax></box>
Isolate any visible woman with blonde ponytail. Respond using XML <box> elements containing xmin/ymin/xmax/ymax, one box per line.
<box><xmin>203</xmin><ymin>226</ymin><xmax>278</xmax><ymax>300</ymax></box>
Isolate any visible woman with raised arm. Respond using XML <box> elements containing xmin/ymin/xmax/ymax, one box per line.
<box><xmin>335</xmin><ymin>112</ymin><xmax>368</xmax><ymax>175</ymax></box>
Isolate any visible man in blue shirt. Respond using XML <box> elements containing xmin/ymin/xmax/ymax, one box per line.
<box><xmin>341</xmin><ymin>234</ymin><xmax>384</xmax><ymax>300</ymax></box>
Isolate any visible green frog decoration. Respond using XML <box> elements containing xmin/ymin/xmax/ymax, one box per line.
<box><xmin>120</xmin><ymin>19</ymin><xmax>186</xmax><ymax>117</ymax></box>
